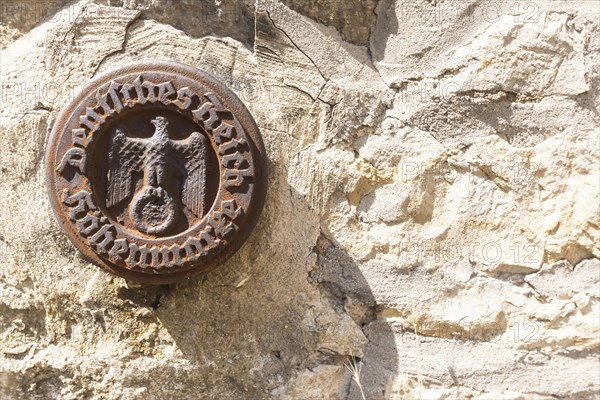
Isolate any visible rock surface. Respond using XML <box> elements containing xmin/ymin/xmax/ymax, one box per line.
<box><xmin>1</xmin><ymin>0</ymin><xmax>599</xmax><ymax>399</ymax></box>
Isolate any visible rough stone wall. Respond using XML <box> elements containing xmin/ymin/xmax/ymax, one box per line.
<box><xmin>1</xmin><ymin>0</ymin><xmax>599</xmax><ymax>399</ymax></box>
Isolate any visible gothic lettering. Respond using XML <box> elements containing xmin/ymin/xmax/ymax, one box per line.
<box><xmin>79</xmin><ymin>107</ymin><xmax>105</xmax><ymax>131</ymax></box>
<box><xmin>95</xmin><ymin>81</ymin><xmax>124</xmax><ymax>115</ymax></box>
<box><xmin>221</xmin><ymin>199</ymin><xmax>243</xmax><ymax>222</ymax></box>
<box><xmin>160</xmin><ymin>244</ymin><xmax>183</xmax><ymax>268</ymax></box>
<box><xmin>76</xmin><ymin>213</ymin><xmax>99</xmax><ymax>236</ymax></box>
<box><xmin>223</xmin><ymin>168</ymin><xmax>253</xmax><ymax>188</ymax></box>
<box><xmin>192</xmin><ymin>92</ymin><xmax>230</xmax><ymax>132</ymax></box>
<box><xmin>206</xmin><ymin>201</ymin><xmax>243</xmax><ymax>240</ymax></box>
<box><xmin>218</xmin><ymin>137</ymin><xmax>246</xmax><ymax>154</ymax></box>
<box><xmin>62</xmin><ymin>189</ymin><xmax>97</xmax><ymax>221</ymax></box>
<box><xmin>57</xmin><ymin>147</ymin><xmax>87</xmax><ymax>176</ymax></box>
<box><xmin>183</xmin><ymin>237</ymin><xmax>205</xmax><ymax>262</ymax></box>
<box><xmin>199</xmin><ymin>226</ymin><xmax>220</xmax><ymax>249</ymax></box>
<box><xmin>221</xmin><ymin>151</ymin><xmax>246</xmax><ymax>169</ymax></box>
<box><xmin>89</xmin><ymin>224</ymin><xmax>115</xmax><ymax>254</ymax></box>
<box><xmin>158</xmin><ymin>81</ymin><xmax>177</xmax><ymax>105</ymax></box>
<box><xmin>120</xmin><ymin>82</ymin><xmax>136</xmax><ymax>107</ymax></box>
<box><xmin>72</xmin><ymin>128</ymin><xmax>88</xmax><ymax>147</ymax></box>
<box><xmin>175</xmin><ymin>87</ymin><xmax>194</xmax><ymax>110</ymax></box>
<box><xmin>109</xmin><ymin>238</ymin><xmax>128</xmax><ymax>262</ymax></box>
<box><xmin>214</xmin><ymin>121</ymin><xmax>236</xmax><ymax>144</ymax></box>
<box><xmin>127</xmin><ymin>243</ymin><xmax>162</xmax><ymax>269</ymax></box>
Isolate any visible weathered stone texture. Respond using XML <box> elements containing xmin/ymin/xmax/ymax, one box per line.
<box><xmin>1</xmin><ymin>0</ymin><xmax>598</xmax><ymax>399</ymax></box>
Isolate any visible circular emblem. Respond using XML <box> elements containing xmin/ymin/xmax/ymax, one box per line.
<box><xmin>45</xmin><ymin>61</ymin><xmax>267</xmax><ymax>284</ymax></box>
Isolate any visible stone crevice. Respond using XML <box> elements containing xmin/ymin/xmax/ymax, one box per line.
<box><xmin>264</xmin><ymin>10</ymin><xmax>327</xmax><ymax>81</ymax></box>
<box><xmin>92</xmin><ymin>11</ymin><xmax>142</xmax><ymax>78</ymax></box>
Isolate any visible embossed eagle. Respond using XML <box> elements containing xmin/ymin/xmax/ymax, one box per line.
<box><xmin>106</xmin><ymin>116</ymin><xmax>209</xmax><ymax>217</ymax></box>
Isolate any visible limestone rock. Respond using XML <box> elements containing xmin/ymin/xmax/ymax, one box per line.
<box><xmin>1</xmin><ymin>0</ymin><xmax>599</xmax><ymax>399</ymax></box>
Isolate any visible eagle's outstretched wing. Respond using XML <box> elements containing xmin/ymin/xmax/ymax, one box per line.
<box><xmin>106</xmin><ymin>128</ymin><xmax>146</xmax><ymax>208</ymax></box>
<box><xmin>173</xmin><ymin>132</ymin><xmax>209</xmax><ymax>217</ymax></box>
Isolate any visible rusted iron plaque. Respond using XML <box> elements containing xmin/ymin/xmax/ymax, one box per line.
<box><xmin>45</xmin><ymin>61</ymin><xmax>267</xmax><ymax>284</ymax></box>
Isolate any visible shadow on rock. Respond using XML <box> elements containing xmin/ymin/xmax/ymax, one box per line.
<box><xmin>149</xmin><ymin>171</ymin><xmax>398</xmax><ymax>398</ymax></box>
<box><xmin>312</xmin><ymin>233</ymin><xmax>399</xmax><ymax>399</ymax></box>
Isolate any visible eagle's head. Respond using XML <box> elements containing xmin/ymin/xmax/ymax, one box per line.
<box><xmin>150</xmin><ymin>116</ymin><xmax>169</xmax><ymax>138</ymax></box>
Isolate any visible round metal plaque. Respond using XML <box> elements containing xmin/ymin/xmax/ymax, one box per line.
<box><xmin>45</xmin><ymin>61</ymin><xmax>267</xmax><ymax>284</ymax></box>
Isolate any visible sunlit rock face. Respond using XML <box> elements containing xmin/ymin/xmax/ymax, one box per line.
<box><xmin>1</xmin><ymin>1</ymin><xmax>598</xmax><ymax>399</ymax></box>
